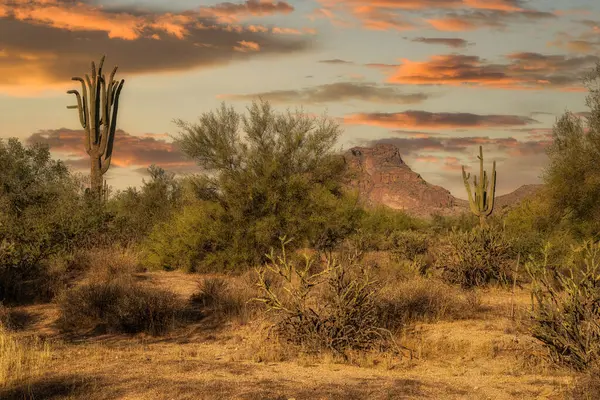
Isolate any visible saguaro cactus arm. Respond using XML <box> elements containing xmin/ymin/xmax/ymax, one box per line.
<box><xmin>67</xmin><ymin>55</ymin><xmax>125</xmax><ymax>197</ymax></box>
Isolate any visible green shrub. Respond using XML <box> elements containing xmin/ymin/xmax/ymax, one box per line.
<box><xmin>390</xmin><ymin>230</ymin><xmax>429</xmax><ymax>261</ymax></box>
<box><xmin>526</xmin><ymin>240</ymin><xmax>600</xmax><ymax>371</ymax></box>
<box><xmin>352</xmin><ymin>206</ymin><xmax>425</xmax><ymax>251</ymax></box>
<box><xmin>429</xmin><ymin>212</ymin><xmax>478</xmax><ymax>234</ymax></box>
<box><xmin>143</xmin><ymin>201</ymin><xmax>232</xmax><ymax>272</ymax></box>
<box><xmin>433</xmin><ymin>226</ymin><xmax>515</xmax><ymax>288</ymax></box>
<box><xmin>146</xmin><ymin>100</ymin><xmax>362</xmax><ymax>271</ymax></box>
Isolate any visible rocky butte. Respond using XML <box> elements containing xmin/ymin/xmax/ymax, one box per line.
<box><xmin>343</xmin><ymin>143</ymin><xmax>542</xmax><ymax>218</ymax></box>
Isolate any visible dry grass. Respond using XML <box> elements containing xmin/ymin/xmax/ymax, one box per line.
<box><xmin>0</xmin><ymin>267</ymin><xmax>581</xmax><ymax>399</ymax></box>
<box><xmin>0</xmin><ymin>322</ymin><xmax>51</xmax><ymax>390</ymax></box>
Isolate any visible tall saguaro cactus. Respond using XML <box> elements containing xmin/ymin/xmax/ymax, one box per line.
<box><xmin>461</xmin><ymin>145</ymin><xmax>496</xmax><ymax>227</ymax></box>
<box><xmin>67</xmin><ymin>55</ymin><xmax>125</xmax><ymax>199</ymax></box>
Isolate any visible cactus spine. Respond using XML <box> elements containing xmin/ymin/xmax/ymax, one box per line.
<box><xmin>67</xmin><ymin>55</ymin><xmax>124</xmax><ymax>199</ymax></box>
<box><xmin>461</xmin><ymin>145</ymin><xmax>496</xmax><ymax>227</ymax></box>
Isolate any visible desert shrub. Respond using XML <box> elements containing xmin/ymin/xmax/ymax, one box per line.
<box><xmin>255</xmin><ymin>237</ymin><xmax>397</xmax><ymax>357</ymax></box>
<box><xmin>352</xmin><ymin>206</ymin><xmax>425</xmax><ymax>251</ymax></box>
<box><xmin>433</xmin><ymin>226</ymin><xmax>515</xmax><ymax>288</ymax></box>
<box><xmin>390</xmin><ymin>230</ymin><xmax>429</xmax><ymax>261</ymax></box>
<box><xmin>429</xmin><ymin>212</ymin><xmax>478</xmax><ymax>234</ymax></box>
<box><xmin>503</xmin><ymin>190</ymin><xmax>557</xmax><ymax>259</ymax></box>
<box><xmin>0</xmin><ymin>139</ymin><xmax>86</xmax><ymax>303</ymax></box>
<box><xmin>58</xmin><ymin>277</ymin><xmax>185</xmax><ymax>336</ymax></box>
<box><xmin>0</xmin><ymin>323</ymin><xmax>51</xmax><ymax>389</ymax></box>
<box><xmin>191</xmin><ymin>276</ymin><xmax>257</xmax><ymax>323</ymax></box>
<box><xmin>570</xmin><ymin>366</ymin><xmax>600</xmax><ymax>400</ymax></box>
<box><xmin>143</xmin><ymin>201</ymin><xmax>232</xmax><ymax>272</ymax></box>
<box><xmin>110</xmin><ymin>165</ymin><xmax>184</xmax><ymax>244</ymax></box>
<box><xmin>526</xmin><ymin>240</ymin><xmax>600</xmax><ymax>371</ymax></box>
<box><xmin>0</xmin><ymin>138</ymin><xmax>119</xmax><ymax>303</ymax></box>
<box><xmin>375</xmin><ymin>277</ymin><xmax>473</xmax><ymax>332</ymax></box>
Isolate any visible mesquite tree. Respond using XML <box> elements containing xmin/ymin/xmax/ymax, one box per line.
<box><xmin>462</xmin><ymin>145</ymin><xmax>497</xmax><ymax>227</ymax></box>
<box><xmin>67</xmin><ymin>55</ymin><xmax>125</xmax><ymax>199</ymax></box>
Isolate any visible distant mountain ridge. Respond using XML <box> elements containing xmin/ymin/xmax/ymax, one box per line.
<box><xmin>343</xmin><ymin>143</ymin><xmax>542</xmax><ymax>218</ymax></box>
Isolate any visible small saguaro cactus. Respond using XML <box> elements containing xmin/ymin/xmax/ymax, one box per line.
<box><xmin>67</xmin><ymin>55</ymin><xmax>125</xmax><ymax>199</ymax></box>
<box><xmin>461</xmin><ymin>145</ymin><xmax>496</xmax><ymax>227</ymax></box>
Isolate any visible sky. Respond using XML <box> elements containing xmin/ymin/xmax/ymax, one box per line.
<box><xmin>1</xmin><ymin>0</ymin><xmax>599</xmax><ymax>199</ymax></box>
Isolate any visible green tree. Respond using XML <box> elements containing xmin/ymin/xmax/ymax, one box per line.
<box><xmin>156</xmin><ymin>100</ymin><xmax>360</xmax><ymax>270</ymax></box>
<box><xmin>0</xmin><ymin>138</ymin><xmax>85</xmax><ymax>302</ymax></box>
<box><xmin>543</xmin><ymin>63</ymin><xmax>600</xmax><ymax>239</ymax></box>
<box><xmin>111</xmin><ymin>165</ymin><xmax>183</xmax><ymax>243</ymax></box>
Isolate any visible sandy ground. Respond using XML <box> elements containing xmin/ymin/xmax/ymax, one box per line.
<box><xmin>2</xmin><ymin>271</ymin><xmax>576</xmax><ymax>400</ymax></box>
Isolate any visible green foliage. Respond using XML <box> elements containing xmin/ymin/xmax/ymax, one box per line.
<box><xmin>526</xmin><ymin>240</ymin><xmax>600</xmax><ymax>371</ymax></box>
<box><xmin>152</xmin><ymin>100</ymin><xmax>361</xmax><ymax>270</ymax></box>
<box><xmin>429</xmin><ymin>212</ymin><xmax>479</xmax><ymax>234</ymax></box>
<box><xmin>352</xmin><ymin>206</ymin><xmax>425</xmax><ymax>251</ymax></box>
<box><xmin>434</xmin><ymin>226</ymin><xmax>515</xmax><ymax>288</ymax></box>
<box><xmin>143</xmin><ymin>201</ymin><xmax>230</xmax><ymax>272</ymax></box>
<box><xmin>390</xmin><ymin>230</ymin><xmax>429</xmax><ymax>261</ymax></box>
<box><xmin>542</xmin><ymin>63</ymin><xmax>600</xmax><ymax>239</ymax></box>
<box><xmin>110</xmin><ymin>165</ymin><xmax>183</xmax><ymax>243</ymax></box>
<box><xmin>0</xmin><ymin>139</ymin><xmax>91</xmax><ymax>303</ymax></box>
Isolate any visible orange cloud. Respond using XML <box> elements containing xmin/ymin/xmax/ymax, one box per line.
<box><xmin>344</xmin><ymin>110</ymin><xmax>538</xmax><ymax>129</ymax></box>
<box><xmin>0</xmin><ymin>1</ymin><xmax>312</xmax><ymax>95</ymax></box>
<box><xmin>426</xmin><ymin>17</ymin><xmax>477</xmax><ymax>31</ymax></box>
<box><xmin>313</xmin><ymin>0</ymin><xmax>553</xmax><ymax>32</ymax></box>
<box><xmin>384</xmin><ymin>53</ymin><xmax>599</xmax><ymax>90</ymax></box>
<box><xmin>0</xmin><ymin>0</ymin><xmax>296</xmax><ymax>40</ymax></box>
<box><xmin>414</xmin><ymin>155</ymin><xmax>440</xmax><ymax>163</ymax></box>
<box><xmin>233</xmin><ymin>40</ymin><xmax>261</xmax><ymax>51</ymax></box>
<box><xmin>199</xmin><ymin>0</ymin><xmax>294</xmax><ymax>23</ymax></box>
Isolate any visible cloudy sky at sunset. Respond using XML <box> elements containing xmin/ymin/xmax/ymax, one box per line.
<box><xmin>1</xmin><ymin>0</ymin><xmax>599</xmax><ymax>198</ymax></box>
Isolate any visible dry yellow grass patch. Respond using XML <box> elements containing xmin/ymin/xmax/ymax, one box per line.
<box><xmin>0</xmin><ymin>323</ymin><xmax>51</xmax><ymax>390</ymax></box>
<box><xmin>0</xmin><ymin>271</ymin><xmax>583</xmax><ymax>400</ymax></box>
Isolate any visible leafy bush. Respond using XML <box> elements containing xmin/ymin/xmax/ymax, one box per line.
<box><xmin>110</xmin><ymin>165</ymin><xmax>183</xmax><ymax>244</ymax></box>
<box><xmin>352</xmin><ymin>206</ymin><xmax>425</xmax><ymax>251</ymax></box>
<box><xmin>0</xmin><ymin>138</ymin><xmax>90</xmax><ymax>303</ymax></box>
<box><xmin>390</xmin><ymin>230</ymin><xmax>429</xmax><ymax>261</ymax></box>
<box><xmin>429</xmin><ymin>212</ymin><xmax>478</xmax><ymax>234</ymax></box>
<box><xmin>433</xmin><ymin>226</ymin><xmax>515</xmax><ymax>288</ymax></box>
<box><xmin>526</xmin><ymin>240</ymin><xmax>600</xmax><ymax>371</ymax></box>
<box><xmin>58</xmin><ymin>277</ymin><xmax>185</xmax><ymax>336</ymax></box>
<box><xmin>143</xmin><ymin>201</ymin><xmax>232</xmax><ymax>272</ymax></box>
<box><xmin>147</xmin><ymin>100</ymin><xmax>362</xmax><ymax>271</ymax></box>
<box><xmin>541</xmin><ymin>64</ymin><xmax>600</xmax><ymax>239</ymax></box>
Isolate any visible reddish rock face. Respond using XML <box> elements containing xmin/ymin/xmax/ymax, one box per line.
<box><xmin>344</xmin><ymin>143</ymin><xmax>467</xmax><ymax>217</ymax></box>
<box><xmin>343</xmin><ymin>143</ymin><xmax>544</xmax><ymax>218</ymax></box>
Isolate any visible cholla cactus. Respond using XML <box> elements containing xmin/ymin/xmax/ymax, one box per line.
<box><xmin>67</xmin><ymin>55</ymin><xmax>124</xmax><ymax>199</ymax></box>
<box><xmin>462</xmin><ymin>146</ymin><xmax>496</xmax><ymax>227</ymax></box>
